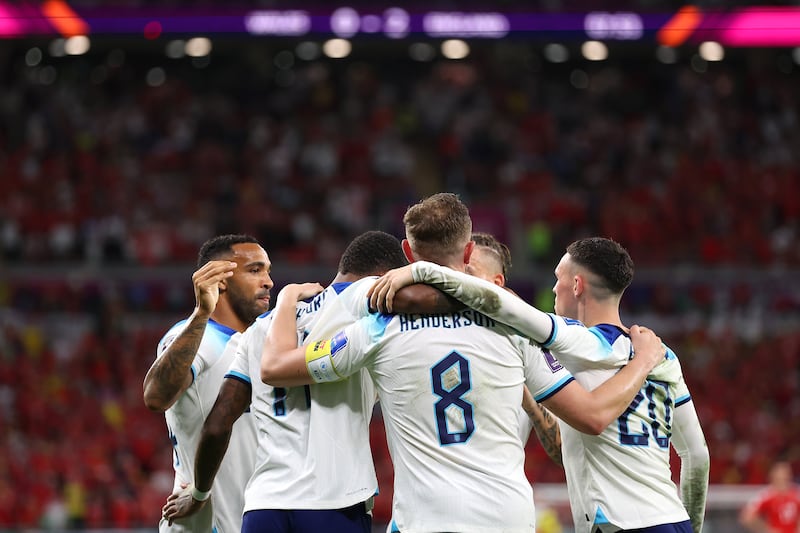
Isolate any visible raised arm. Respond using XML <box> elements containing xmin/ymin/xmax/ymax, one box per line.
<box><xmin>370</xmin><ymin>262</ymin><xmax>555</xmax><ymax>344</ymax></box>
<box><xmin>671</xmin><ymin>402</ymin><xmax>710</xmax><ymax>533</ymax></box>
<box><xmin>161</xmin><ymin>377</ymin><xmax>251</xmax><ymax>524</ymax></box>
<box><xmin>143</xmin><ymin>260</ymin><xmax>237</xmax><ymax>411</ymax></box>
<box><xmin>261</xmin><ymin>282</ymin><xmax>324</xmax><ymax>387</ymax></box>
<box><xmin>541</xmin><ymin>325</ymin><xmax>665</xmax><ymax>434</ymax></box>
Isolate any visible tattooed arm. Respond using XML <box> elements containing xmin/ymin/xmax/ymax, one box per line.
<box><xmin>143</xmin><ymin>260</ymin><xmax>236</xmax><ymax>411</ymax></box>
<box><xmin>162</xmin><ymin>377</ymin><xmax>251</xmax><ymax>523</ymax></box>
<box><xmin>522</xmin><ymin>386</ymin><xmax>562</xmax><ymax>466</ymax></box>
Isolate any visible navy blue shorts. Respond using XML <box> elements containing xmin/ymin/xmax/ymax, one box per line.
<box><xmin>242</xmin><ymin>502</ymin><xmax>371</xmax><ymax>533</ymax></box>
<box><xmin>618</xmin><ymin>520</ymin><xmax>693</xmax><ymax>533</ymax></box>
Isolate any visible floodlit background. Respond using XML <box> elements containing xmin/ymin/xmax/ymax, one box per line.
<box><xmin>1</xmin><ymin>1</ymin><xmax>798</xmax><ymax>531</ymax></box>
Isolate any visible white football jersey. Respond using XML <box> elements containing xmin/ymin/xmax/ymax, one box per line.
<box><xmin>546</xmin><ymin>318</ymin><xmax>691</xmax><ymax>532</ymax></box>
<box><xmin>305</xmin><ymin>309</ymin><xmax>575</xmax><ymax>533</ymax></box>
<box><xmin>156</xmin><ymin>320</ymin><xmax>256</xmax><ymax>533</ymax></box>
<box><xmin>409</xmin><ymin>261</ymin><xmax>696</xmax><ymax>532</ymax></box>
<box><xmin>226</xmin><ymin>281</ymin><xmax>378</xmax><ymax>512</ymax></box>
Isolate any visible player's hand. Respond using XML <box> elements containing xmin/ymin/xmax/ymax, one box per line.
<box><xmin>192</xmin><ymin>260</ymin><xmax>238</xmax><ymax>316</ymax></box>
<box><xmin>629</xmin><ymin>325</ymin><xmax>665</xmax><ymax>373</ymax></box>
<box><xmin>277</xmin><ymin>282</ymin><xmax>324</xmax><ymax>304</ymax></box>
<box><xmin>368</xmin><ymin>264</ymin><xmax>415</xmax><ymax>313</ymax></box>
<box><xmin>162</xmin><ymin>484</ymin><xmax>207</xmax><ymax>525</ymax></box>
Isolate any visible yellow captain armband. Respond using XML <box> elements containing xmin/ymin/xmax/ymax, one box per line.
<box><xmin>305</xmin><ymin>332</ymin><xmax>347</xmax><ymax>383</ymax></box>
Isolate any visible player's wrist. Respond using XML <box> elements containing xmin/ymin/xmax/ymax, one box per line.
<box><xmin>190</xmin><ymin>484</ymin><xmax>212</xmax><ymax>502</ymax></box>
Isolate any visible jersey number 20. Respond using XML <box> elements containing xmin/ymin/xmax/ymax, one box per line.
<box><xmin>431</xmin><ymin>351</ymin><xmax>475</xmax><ymax>445</ymax></box>
<box><xmin>617</xmin><ymin>379</ymin><xmax>672</xmax><ymax>449</ymax></box>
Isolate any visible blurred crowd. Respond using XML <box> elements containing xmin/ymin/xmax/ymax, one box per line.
<box><xmin>1</xmin><ymin>39</ymin><xmax>798</xmax><ymax>270</ymax></box>
<box><xmin>1</xmin><ymin>38</ymin><xmax>799</xmax><ymax>528</ymax></box>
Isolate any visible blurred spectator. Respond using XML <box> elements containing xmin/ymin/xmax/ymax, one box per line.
<box><xmin>739</xmin><ymin>460</ymin><xmax>800</xmax><ymax>533</ymax></box>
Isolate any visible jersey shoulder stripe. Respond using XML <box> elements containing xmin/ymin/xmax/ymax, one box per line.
<box><xmin>225</xmin><ymin>370</ymin><xmax>251</xmax><ymax>385</ymax></box>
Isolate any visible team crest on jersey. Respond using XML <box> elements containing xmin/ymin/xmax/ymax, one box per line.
<box><xmin>542</xmin><ymin>349</ymin><xmax>563</xmax><ymax>373</ymax></box>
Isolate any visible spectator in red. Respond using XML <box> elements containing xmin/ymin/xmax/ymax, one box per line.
<box><xmin>740</xmin><ymin>460</ymin><xmax>800</xmax><ymax>533</ymax></box>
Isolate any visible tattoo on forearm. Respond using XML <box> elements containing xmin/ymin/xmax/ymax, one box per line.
<box><xmin>528</xmin><ymin>404</ymin><xmax>563</xmax><ymax>466</ymax></box>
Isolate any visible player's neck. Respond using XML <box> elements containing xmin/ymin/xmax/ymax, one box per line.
<box><xmin>331</xmin><ymin>272</ymin><xmax>364</xmax><ymax>284</ymax></box>
<box><xmin>579</xmin><ymin>300</ymin><xmax>623</xmax><ymax>329</ymax></box>
<box><xmin>210</xmin><ymin>300</ymin><xmax>249</xmax><ymax>333</ymax></box>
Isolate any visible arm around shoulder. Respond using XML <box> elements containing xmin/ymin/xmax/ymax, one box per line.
<box><xmin>541</xmin><ymin>325</ymin><xmax>665</xmax><ymax>435</ymax></box>
<box><xmin>261</xmin><ymin>282</ymin><xmax>323</xmax><ymax>387</ymax></box>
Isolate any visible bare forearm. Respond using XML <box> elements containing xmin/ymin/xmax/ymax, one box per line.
<box><xmin>526</xmin><ymin>403</ymin><xmax>562</xmax><ymax>466</ymax></box>
<box><xmin>392</xmin><ymin>284</ymin><xmax>464</xmax><ymax>314</ymax></box>
<box><xmin>143</xmin><ymin>309</ymin><xmax>209</xmax><ymax>411</ymax></box>
<box><xmin>262</xmin><ymin>283</ymin><xmax>324</xmax><ymax>385</ymax></box>
<box><xmin>194</xmin><ymin>379</ymin><xmax>249</xmax><ymax>491</ymax></box>
<box><xmin>261</xmin><ymin>296</ymin><xmax>300</xmax><ymax>381</ymax></box>
<box><xmin>588</xmin><ymin>357</ymin><xmax>651</xmax><ymax>426</ymax></box>
<box><xmin>194</xmin><ymin>427</ymin><xmax>230</xmax><ymax>491</ymax></box>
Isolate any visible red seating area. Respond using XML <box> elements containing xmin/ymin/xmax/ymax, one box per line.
<box><xmin>1</xmin><ymin>42</ymin><xmax>799</xmax><ymax>270</ymax></box>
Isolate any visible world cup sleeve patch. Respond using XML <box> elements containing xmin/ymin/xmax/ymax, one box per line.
<box><xmin>542</xmin><ymin>349</ymin><xmax>564</xmax><ymax>373</ymax></box>
<box><xmin>330</xmin><ymin>331</ymin><xmax>348</xmax><ymax>354</ymax></box>
<box><xmin>305</xmin><ymin>334</ymin><xmax>347</xmax><ymax>383</ymax></box>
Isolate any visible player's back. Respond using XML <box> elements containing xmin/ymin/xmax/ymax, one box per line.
<box><xmin>334</xmin><ymin>309</ymin><xmax>572</xmax><ymax>533</ymax></box>
<box><xmin>231</xmin><ymin>281</ymin><xmax>378</xmax><ymax>512</ymax></box>
<box><xmin>547</xmin><ymin>319</ymin><xmax>691</xmax><ymax>532</ymax></box>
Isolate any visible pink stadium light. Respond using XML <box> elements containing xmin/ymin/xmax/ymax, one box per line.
<box><xmin>0</xmin><ymin>3</ymin><xmax>24</xmax><ymax>37</ymax></box>
<box><xmin>717</xmin><ymin>7</ymin><xmax>800</xmax><ymax>46</ymax></box>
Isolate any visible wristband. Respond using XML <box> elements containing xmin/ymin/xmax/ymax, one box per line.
<box><xmin>191</xmin><ymin>485</ymin><xmax>212</xmax><ymax>502</ymax></box>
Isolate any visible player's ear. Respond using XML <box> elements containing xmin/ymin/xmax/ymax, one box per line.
<box><xmin>573</xmin><ymin>274</ymin><xmax>584</xmax><ymax>297</ymax></box>
<box><xmin>493</xmin><ymin>273</ymin><xmax>505</xmax><ymax>288</ymax></box>
<box><xmin>463</xmin><ymin>240</ymin><xmax>475</xmax><ymax>265</ymax></box>
<box><xmin>402</xmin><ymin>239</ymin><xmax>415</xmax><ymax>263</ymax></box>
<box><xmin>218</xmin><ymin>278</ymin><xmax>228</xmax><ymax>292</ymax></box>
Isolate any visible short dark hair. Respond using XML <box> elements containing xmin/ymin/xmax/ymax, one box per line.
<box><xmin>197</xmin><ymin>234</ymin><xmax>260</xmax><ymax>268</ymax></box>
<box><xmin>566</xmin><ymin>237</ymin><xmax>633</xmax><ymax>294</ymax></box>
<box><xmin>472</xmin><ymin>232</ymin><xmax>512</xmax><ymax>278</ymax></box>
<box><xmin>338</xmin><ymin>231</ymin><xmax>408</xmax><ymax>276</ymax></box>
<box><xmin>403</xmin><ymin>193</ymin><xmax>472</xmax><ymax>263</ymax></box>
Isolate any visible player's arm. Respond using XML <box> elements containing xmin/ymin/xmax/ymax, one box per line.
<box><xmin>671</xmin><ymin>401</ymin><xmax>710</xmax><ymax>533</ymax></box>
<box><xmin>143</xmin><ymin>260</ymin><xmax>237</xmax><ymax>411</ymax></box>
<box><xmin>540</xmin><ymin>325</ymin><xmax>665</xmax><ymax>434</ymax></box>
<box><xmin>370</xmin><ymin>262</ymin><xmax>555</xmax><ymax>343</ymax></box>
<box><xmin>522</xmin><ymin>386</ymin><xmax>562</xmax><ymax>466</ymax></box>
<box><xmin>389</xmin><ymin>284</ymin><xmax>465</xmax><ymax>314</ymax></box>
<box><xmin>161</xmin><ymin>376</ymin><xmax>251</xmax><ymax>524</ymax></box>
<box><xmin>739</xmin><ymin>497</ymin><xmax>767</xmax><ymax>533</ymax></box>
<box><xmin>261</xmin><ymin>282</ymin><xmax>325</xmax><ymax>387</ymax></box>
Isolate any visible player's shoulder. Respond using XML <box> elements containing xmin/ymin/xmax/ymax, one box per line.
<box><xmin>157</xmin><ymin>317</ymin><xmax>190</xmax><ymax>353</ymax></box>
<box><xmin>337</xmin><ymin>276</ymin><xmax>378</xmax><ymax>298</ymax></box>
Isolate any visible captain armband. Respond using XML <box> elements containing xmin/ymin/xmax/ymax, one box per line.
<box><xmin>305</xmin><ymin>332</ymin><xmax>348</xmax><ymax>383</ymax></box>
